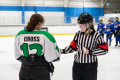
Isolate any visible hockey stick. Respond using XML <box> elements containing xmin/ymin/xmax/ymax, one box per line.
<box><xmin>111</xmin><ymin>34</ymin><xmax>119</xmax><ymax>41</ymax></box>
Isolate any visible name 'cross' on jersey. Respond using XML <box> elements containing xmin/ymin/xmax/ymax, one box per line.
<box><xmin>20</xmin><ymin>34</ymin><xmax>44</xmax><ymax>44</ymax></box>
<box><xmin>24</xmin><ymin>36</ymin><xmax>40</xmax><ymax>42</ymax></box>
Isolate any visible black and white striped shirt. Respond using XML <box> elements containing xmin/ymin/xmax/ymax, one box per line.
<box><xmin>62</xmin><ymin>30</ymin><xmax>108</xmax><ymax>63</ymax></box>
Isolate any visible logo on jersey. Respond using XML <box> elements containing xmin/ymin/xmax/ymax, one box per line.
<box><xmin>99</xmin><ymin>28</ymin><xmax>102</xmax><ymax>31</ymax></box>
<box><xmin>114</xmin><ymin>24</ymin><xmax>118</xmax><ymax>28</ymax></box>
<box><xmin>107</xmin><ymin>28</ymin><xmax>111</xmax><ymax>32</ymax></box>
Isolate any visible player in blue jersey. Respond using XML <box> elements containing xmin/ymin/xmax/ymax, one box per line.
<box><xmin>105</xmin><ymin>20</ymin><xmax>114</xmax><ymax>46</ymax></box>
<box><xmin>113</xmin><ymin>17</ymin><xmax>120</xmax><ymax>47</ymax></box>
<box><xmin>97</xmin><ymin>20</ymin><xmax>105</xmax><ymax>39</ymax></box>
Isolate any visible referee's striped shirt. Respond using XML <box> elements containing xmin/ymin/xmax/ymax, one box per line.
<box><xmin>62</xmin><ymin>30</ymin><xmax>108</xmax><ymax>63</ymax></box>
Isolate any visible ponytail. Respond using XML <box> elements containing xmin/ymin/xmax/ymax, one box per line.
<box><xmin>26</xmin><ymin>14</ymin><xmax>45</xmax><ymax>32</ymax></box>
<box><xmin>90</xmin><ymin>24</ymin><xmax>95</xmax><ymax>31</ymax></box>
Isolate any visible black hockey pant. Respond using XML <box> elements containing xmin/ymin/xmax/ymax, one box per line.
<box><xmin>19</xmin><ymin>65</ymin><xmax>50</xmax><ymax>80</ymax></box>
<box><xmin>72</xmin><ymin>62</ymin><xmax>97</xmax><ymax>80</ymax></box>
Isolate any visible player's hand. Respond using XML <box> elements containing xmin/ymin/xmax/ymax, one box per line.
<box><xmin>102</xmin><ymin>31</ymin><xmax>104</xmax><ymax>34</ymax></box>
<box><xmin>82</xmin><ymin>49</ymin><xmax>89</xmax><ymax>54</ymax></box>
<box><xmin>115</xmin><ymin>30</ymin><xmax>117</xmax><ymax>33</ymax></box>
<box><xmin>59</xmin><ymin>49</ymin><xmax>63</xmax><ymax>53</ymax></box>
<box><xmin>118</xmin><ymin>31</ymin><xmax>120</xmax><ymax>34</ymax></box>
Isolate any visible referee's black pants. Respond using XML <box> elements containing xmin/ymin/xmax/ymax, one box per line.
<box><xmin>72</xmin><ymin>61</ymin><xmax>97</xmax><ymax>80</ymax></box>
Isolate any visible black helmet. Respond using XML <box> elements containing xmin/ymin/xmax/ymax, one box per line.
<box><xmin>99</xmin><ymin>19</ymin><xmax>103</xmax><ymax>22</ymax></box>
<box><xmin>77</xmin><ymin>13</ymin><xmax>93</xmax><ymax>24</ymax></box>
<box><xmin>108</xmin><ymin>20</ymin><xmax>111</xmax><ymax>22</ymax></box>
<box><xmin>115</xmin><ymin>17</ymin><xmax>119</xmax><ymax>19</ymax></box>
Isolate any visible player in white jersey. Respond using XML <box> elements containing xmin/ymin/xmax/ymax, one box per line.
<box><xmin>14</xmin><ymin>14</ymin><xmax>60</xmax><ymax>80</ymax></box>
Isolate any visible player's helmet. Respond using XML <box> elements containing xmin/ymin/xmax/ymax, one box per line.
<box><xmin>99</xmin><ymin>19</ymin><xmax>103</xmax><ymax>22</ymax></box>
<box><xmin>108</xmin><ymin>20</ymin><xmax>111</xmax><ymax>22</ymax></box>
<box><xmin>77</xmin><ymin>13</ymin><xmax>93</xmax><ymax>24</ymax></box>
<box><xmin>115</xmin><ymin>17</ymin><xmax>119</xmax><ymax>19</ymax></box>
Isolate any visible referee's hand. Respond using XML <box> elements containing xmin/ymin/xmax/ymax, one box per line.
<box><xmin>82</xmin><ymin>49</ymin><xmax>89</xmax><ymax>54</ymax></box>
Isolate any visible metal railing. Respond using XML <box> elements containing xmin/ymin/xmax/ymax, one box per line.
<box><xmin>0</xmin><ymin>16</ymin><xmax>100</xmax><ymax>26</ymax></box>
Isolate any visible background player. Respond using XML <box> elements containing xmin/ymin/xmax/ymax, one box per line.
<box><xmin>105</xmin><ymin>20</ymin><xmax>114</xmax><ymax>46</ymax></box>
<box><xmin>113</xmin><ymin>17</ymin><xmax>120</xmax><ymax>47</ymax></box>
<box><xmin>97</xmin><ymin>19</ymin><xmax>105</xmax><ymax>39</ymax></box>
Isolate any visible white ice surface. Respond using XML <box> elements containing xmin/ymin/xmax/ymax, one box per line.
<box><xmin>0</xmin><ymin>35</ymin><xmax>120</xmax><ymax>80</ymax></box>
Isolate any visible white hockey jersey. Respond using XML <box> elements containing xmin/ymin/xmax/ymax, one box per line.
<box><xmin>14</xmin><ymin>30</ymin><xmax>61</xmax><ymax>62</ymax></box>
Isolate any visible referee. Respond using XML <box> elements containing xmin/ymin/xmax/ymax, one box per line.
<box><xmin>60</xmin><ymin>13</ymin><xmax>108</xmax><ymax>80</ymax></box>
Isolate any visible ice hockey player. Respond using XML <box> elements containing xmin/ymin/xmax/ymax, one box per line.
<box><xmin>113</xmin><ymin>17</ymin><xmax>120</xmax><ymax>47</ymax></box>
<box><xmin>14</xmin><ymin>14</ymin><xmax>61</xmax><ymax>80</ymax></box>
<box><xmin>97</xmin><ymin>19</ymin><xmax>105</xmax><ymax>39</ymax></box>
<box><xmin>105</xmin><ymin>20</ymin><xmax>114</xmax><ymax>46</ymax></box>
